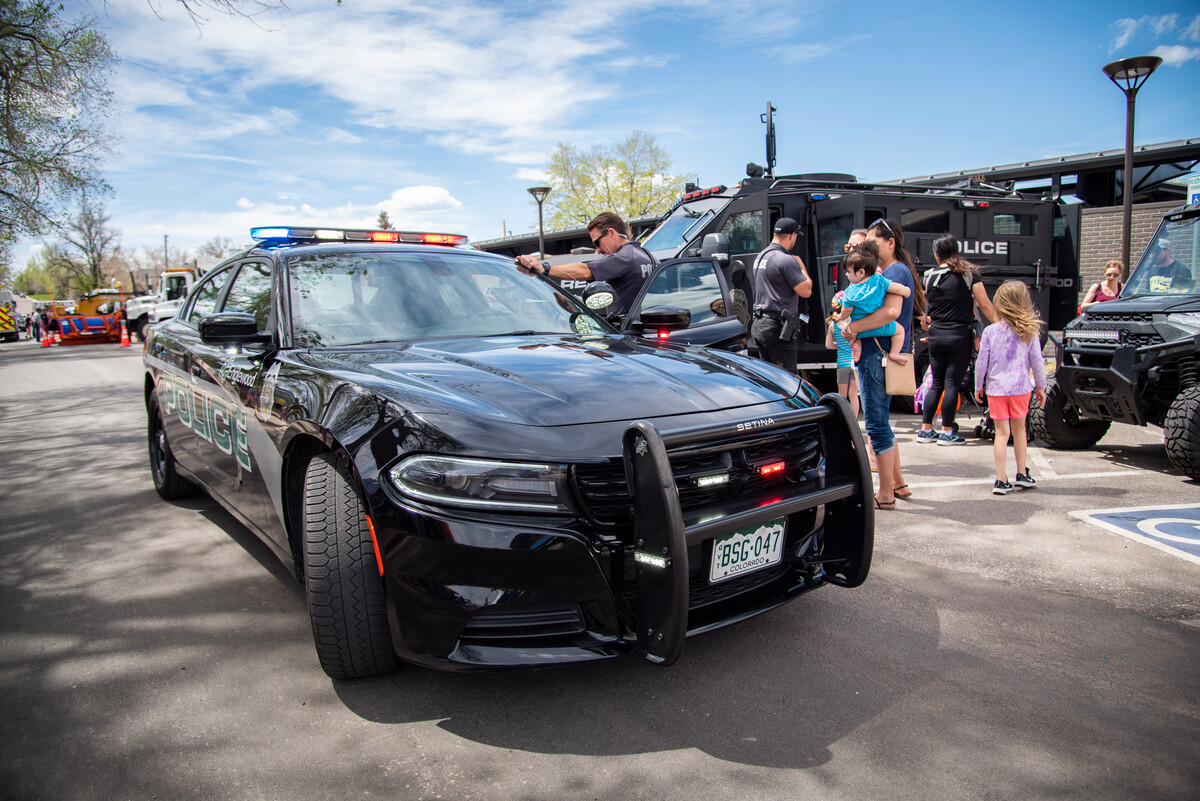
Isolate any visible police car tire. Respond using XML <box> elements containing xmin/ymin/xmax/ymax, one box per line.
<box><xmin>1164</xmin><ymin>386</ymin><xmax>1200</xmax><ymax>481</ymax></box>
<box><xmin>1028</xmin><ymin>379</ymin><xmax>1109</xmax><ymax>450</ymax></box>
<box><xmin>148</xmin><ymin>394</ymin><xmax>199</xmax><ymax>500</ymax></box>
<box><xmin>301</xmin><ymin>453</ymin><xmax>398</xmax><ymax>679</ymax></box>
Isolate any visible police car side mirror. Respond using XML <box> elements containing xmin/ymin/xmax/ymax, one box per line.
<box><xmin>637</xmin><ymin>305</ymin><xmax>692</xmax><ymax>332</ymax></box>
<box><xmin>730</xmin><ymin>259</ymin><xmax>747</xmax><ymax>285</ymax></box>
<box><xmin>701</xmin><ymin>233</ymin><xmax>729</xmax><ymax>265</ymax></box>
<box><xmin>582</xmin><ymin>281</ymin><xmax>616</xmax><ymax>312</ymax></box>
<box><xmin>199</xmin><ymin>312</ymin><xmax>270</xmax><ymax>346</ymax></box>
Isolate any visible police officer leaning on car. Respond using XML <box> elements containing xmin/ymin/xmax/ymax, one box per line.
<box><xmin>750</xmin><ymin>217</ymin><xmax>813</xmax><ymax>373</ymax></box>
<box><xmin>516</xmin><ymin>212</ymin><xmax>656</xmax><ymax>317</ymax></box>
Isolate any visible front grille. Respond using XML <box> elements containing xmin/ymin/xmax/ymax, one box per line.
<box><xmin>460</xmin><ymin>604</ymin><xmax>585</xmax><ymax>641</ymax></box>
<box><xmin>573</xmin><ymin>423</ymin><xmax>823</xmax><ymax>527</ymax></box>
<box><xmin>1087</xmin><ymin>312</ymin><xmax>1152</xmax><ymax>324</ymax></box>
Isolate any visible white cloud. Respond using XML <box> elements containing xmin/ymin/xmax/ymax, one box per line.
<box><xmin>1185</xmin><ymin>14</ymin><xmax>1200</xmax><ymax>41</ymax></box>
<box><xmin>326</xmin><ymin>129</ymin><xmax>362</xmax><ymax>144</ymax></box>
<box><xmin>236</xmin><ymin>198</ymin><xmax>254</xmax><ymax>209</ymax></box>
<box><xmin>1151</xmin><ymin>44</ymin><xmax>1200</xmax><ymax>66</ymax></box>
<box><xmin>513</xmin><ymin>168</ymin><xmax>550</xmax><ymax>182</ymax></box>
<box><xmin>1149</xmin><ymin>13</ymin><xmax>1178</xmax><ymax>35</ymax></box>
<box><xmin>1111</xmin><ymin>17</ymin><xmax>1140</xmax><ymax>51</ymax></box>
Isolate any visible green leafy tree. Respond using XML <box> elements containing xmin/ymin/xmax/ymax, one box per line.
<box><xmin>543</xmin><ymin>131</ymin><xmax>692</xmax><ymax>230</ymax></box>
<box><xmin>376</xmin><ymin>210</ymin><xmax>393</xmax><ymax>230</ymax></box>
<box><xmin>0</xmin><ymin>0</ymin><xmax>116</xmax><ymax>248</ymax></box>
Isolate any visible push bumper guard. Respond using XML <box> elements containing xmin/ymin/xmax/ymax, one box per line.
<box><xmin>1054</xmin><ymin>332</ymin><xmax>1200</xmax><ymax>425</ymax></box>
<box><xmin>622</xmin><ymin>393</ymin><xmax>872</xmax><ymax>665</ymax></box>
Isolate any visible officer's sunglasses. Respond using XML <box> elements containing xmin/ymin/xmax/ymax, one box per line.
<box><xmin>591</xmin><ymin>228</ymin><xmax>608</xmax><ymax>249</ymax></box>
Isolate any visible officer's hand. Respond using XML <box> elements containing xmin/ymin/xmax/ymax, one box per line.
<box><xmin>515</xmin><ymin>255</ymin><xmax>537</xmax><ymax>273</ymax></box>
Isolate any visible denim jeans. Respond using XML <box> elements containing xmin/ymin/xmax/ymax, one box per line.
<box><xmin>855</xmin><ymin>337</ymin><xmax>895</xmax><ymax>454</ymax></box>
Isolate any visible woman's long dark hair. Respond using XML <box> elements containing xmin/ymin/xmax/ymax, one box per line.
<box><xmin>933</xmin><ymin>235</ymin><xmax>977</xmax><ymax>276</ymax></box>
<box><xmin>867</xmin><ymin>218</ymin><xmax>925</xmax><ymax>314</ymax></box>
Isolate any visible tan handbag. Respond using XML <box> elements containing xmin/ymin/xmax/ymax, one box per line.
<box><xmin>884</xmin><ymin>355</ymin><xmax>917</xmax><ymax>396</ymax></box>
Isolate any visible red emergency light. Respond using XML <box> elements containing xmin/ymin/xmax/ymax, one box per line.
<box><xmin>759</xmin><ymin>461</ymin><xmax>785</xmax><ymax>477</ymax></box>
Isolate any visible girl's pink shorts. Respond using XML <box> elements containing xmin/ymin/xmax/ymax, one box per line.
<box><xmin>988</xmin><ymin>393</ymin><xmax>1030</xmax><ymax>420</ymax></box>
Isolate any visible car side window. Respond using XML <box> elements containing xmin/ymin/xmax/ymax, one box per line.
<box><xmin>221</xmin><ymin>261</ymin><xmax>273</xmax><ymax>332</ymax></box>
<box><xmin>182</xmin><ymin>266</ymin><xmax>233</xmax><ymax>327</ymax></box>
<box><xmin>638</xmin><ymin>261</ymin><xmax>726</xmax><ymax>326</ymax></box>
<box><xmin>722</xmin><ymin>211</ymin><xmax>763</xmax><ymax>256</ymax></box>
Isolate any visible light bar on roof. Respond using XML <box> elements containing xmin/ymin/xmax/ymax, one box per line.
<box><xmin>249</xmin><ymin>226</ymin><xmax>468</xmax><ymax>247</ymax></box>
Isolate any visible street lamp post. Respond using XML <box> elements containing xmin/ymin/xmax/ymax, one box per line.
<box><xmin>1103</xmin><ymin>55</ymin><xmax>1162</xmax><ymax>274</ymax></box>
<box><xmin>527</xmin><ymin>186</ymin><xmax>551</xmax><ymax>258</ymax></box>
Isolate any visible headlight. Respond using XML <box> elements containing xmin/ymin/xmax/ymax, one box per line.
<box><xmin>389</xmin><ymin>455</ymin><xmax>575</xmax><ymax>513</ymax></box>
<box><xmin>1166</xmin><ymin>312</ymin><xmax>1200</xmax><ymax>335</ymax></box>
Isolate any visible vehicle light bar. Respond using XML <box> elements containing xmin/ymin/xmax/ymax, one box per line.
<box><xmin>759</xmin><ymin>461</ymin><xmax>785</xmax><ymax>476</ymax></box>
<box><xmin>959</xmin><ymin>200</ymin><xmax>991</xmax><ymax>209</ymax></box>
<box><xmin>249</xmin><ymin>226</ymin><xmax>469</xmax><ymax>247</ymax></box>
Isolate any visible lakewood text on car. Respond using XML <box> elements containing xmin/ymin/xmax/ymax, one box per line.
<box><xmin>143</xmin><ymin>226</ymin><xmax>873</xmax><ymax>677</ymax></box>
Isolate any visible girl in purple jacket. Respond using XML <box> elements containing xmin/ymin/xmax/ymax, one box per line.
<box><xmin>974</xmin><ymin>281</ymin><xmax>1048</xmax><ymax>495</ymax></box>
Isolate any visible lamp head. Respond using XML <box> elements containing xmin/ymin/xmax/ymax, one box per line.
<box><xmin>1103</xmin><ymin>55</ymin><xmax>1163</xmax><ymax>93</ymax></box>
<box><xmin>527</xmin><ymin>186</ymin><xmax>551</xmax><ymax>203</ymax></box>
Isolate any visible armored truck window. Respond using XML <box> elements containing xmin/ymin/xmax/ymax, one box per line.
<box><xmin>901</xmin><ymin>208</ymin><xmax>951</xmax><ymax>234</ymax></box>
<box><xmin>721</xmin><ymin>210</ymin><xmax>763</xmax><ymax>255</ymax></box>
<box><xmin>818</xmin><ymin>213</ymin><xmax>854</xmax><ymax>258</ymax></box>
<box><xmin>993</xmin><ymin>213</ymin><xmax>1039</xmax><ymax>237</ymax></box>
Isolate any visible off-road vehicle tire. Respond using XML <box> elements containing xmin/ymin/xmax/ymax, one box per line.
<box><xmin>1164</xmin><ymin>386</ymin><xmax>1200</xmax><ymax>481</ymax></box>
<box><xmin>148</xmin><ymin>394</ymin><xmax>199</xmax><ymax>500</ymax></box>
<box><xmin>302</xmin><ymin>453</ymin><xmax>398</xmax><ymax>679</ymax></box>
<box><xmin>1028</xmin><ymin>379</ymin><xmax>1110</xmax><ymax>449</ymax></box>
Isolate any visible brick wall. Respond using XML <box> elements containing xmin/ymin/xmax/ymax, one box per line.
<box><xmin>1079</xmin><ymin>200</ymin><xmax>1178</xmax><ymax>301</ymax></box>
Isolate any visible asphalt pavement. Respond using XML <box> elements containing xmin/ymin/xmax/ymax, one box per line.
<box><xmin>0</xmin><ymin>337</ymin><xmax>1196</xmax><ymax>801</ymax></box>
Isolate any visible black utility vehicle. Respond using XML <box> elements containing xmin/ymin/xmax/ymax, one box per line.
<box><xmin>1031</xmin><ymin>203</ymin><xmax>1200</xmax><ymax>479</ymax></box>
<box><xmin>143</xmin><ymin>227</ymin><xmax>872</xmax><ymax>677</ymax></box>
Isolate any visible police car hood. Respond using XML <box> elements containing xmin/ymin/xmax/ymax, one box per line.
<box><xmin>298</xmin><ymin>335</ymin><xmax>799</xmax><ymax>426</ymax></box>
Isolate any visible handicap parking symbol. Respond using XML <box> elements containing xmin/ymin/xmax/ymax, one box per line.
<box><xmin>1070</xmin><ymin>504</ymin><xmax>1200</xmax><ymax>567</ymax></box>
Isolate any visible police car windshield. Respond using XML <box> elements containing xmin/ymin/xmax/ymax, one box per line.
<box><xmin>1123</xmin><ymin>215</ymin><xmax>1199</xmax><ymax>298</ymax></box>
<box><xmin>642</xmin><ymin>197</ymin><xmax>726</xmax><ymax>257</ymax></box>
<box><xmin>288</xmin><ymin>251</ymin><xmax>610</xmax><ymax>346</ymax></box>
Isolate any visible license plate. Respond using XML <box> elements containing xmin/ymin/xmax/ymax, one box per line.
<box><xmin>709</xmin><ymin>517</ymin><xmax>786</xmax><ymax>584</ymax></box>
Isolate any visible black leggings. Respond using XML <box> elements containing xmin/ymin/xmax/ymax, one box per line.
<box><xmin>922</xmin><ymin>326</ymin><xmax>973</xmax><ymax>428</ymax></box>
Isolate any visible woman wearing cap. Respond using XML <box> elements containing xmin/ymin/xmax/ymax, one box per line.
<box><xmin>839</xmin><ymin>219</ymin><xmax>924</xmax><ymax>509</ymax></box>
<box><xmin>1079</xmin><ymin>260</ymin><xmax>1124</xmax><ymax>311</ymax></box>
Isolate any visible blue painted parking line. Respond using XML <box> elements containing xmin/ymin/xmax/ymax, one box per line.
<box><xmin>1070</xmin><ymin>504</ymin><xmax>1200</xmax><ymax>567</ymax></box>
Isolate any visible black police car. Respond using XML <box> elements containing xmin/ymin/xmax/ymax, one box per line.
<box><xmin>143</xmin><ymin>226</ymin><xmax>872</xmax><ymax>677</ymax></box>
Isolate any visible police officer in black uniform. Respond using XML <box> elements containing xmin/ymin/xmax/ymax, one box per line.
<box><xmin>516</xmin><ymin>212</ymin><xmax>655</xmax><ymax>316</ymax></box>
<box><xmin>750</xmin><ymin>217</ymin><xmax>812</xmax><ymax>372</ymax></box>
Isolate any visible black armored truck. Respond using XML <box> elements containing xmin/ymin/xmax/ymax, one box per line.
<box><xmin>1031</xmin><ymin>203</ymin><xmax>1200</xmax><ymax>480</ymax></box>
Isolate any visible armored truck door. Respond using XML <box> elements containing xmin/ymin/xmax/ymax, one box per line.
<box><xmin>710</xmin><ymin>190</ymin><xmax>769</xmax><ymax>304</ymax></box>
<box><xmin>812</xmin><ymin>194</ymin><xmax>865</xmax><ymax>301</ymax></box>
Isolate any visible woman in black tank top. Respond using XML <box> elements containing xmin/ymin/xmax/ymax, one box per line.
<box><xmin>916</xmin><ymin>236</ymin><xmax>996</xmax><ymax>445</ymax></box>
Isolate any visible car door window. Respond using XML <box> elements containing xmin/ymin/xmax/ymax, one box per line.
<box><xmin>221</xmin><ymin>261</ymin><xmax>273</xmax><ymax>331</ymax></box>
<box><xmin>638</xmin><ymin>261</ymin><xmax>727</xmax><ymax>325</ymax></box>
<box><xmin>182</xmin><ymin>267</ymin><xmax>233</xmax><ymax>327</ymax></box>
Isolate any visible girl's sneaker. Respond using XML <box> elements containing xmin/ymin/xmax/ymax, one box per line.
<box><xmin>992</xmin><ymin>480</ymin><xmax>1014</xmax><ymax>495</ymax></box>
<box><xmin>937</xmin><ymin>432</ymin><xmax>967</xmax><ymax>446</ymax></box>
<box><xmin>916</xmin><ymin>429</ymin><xmax>939</xmax><ymax>444</ymax></box>
<box><xmin>1014</xmin><ymin>472</ymin><xmax>1037</xmax><ymax>488</ymax></box>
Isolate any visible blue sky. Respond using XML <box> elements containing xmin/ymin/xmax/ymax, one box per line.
<box><xmin>20</xmin><ymin>0</ymin><xmax>1200</xmax><ymax>268</ymax></box>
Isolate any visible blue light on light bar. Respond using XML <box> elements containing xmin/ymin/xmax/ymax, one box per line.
<box><xmin>250</xmin><ymin>227</ymin><xmax>291</xmax><ymax>240</ymax></box>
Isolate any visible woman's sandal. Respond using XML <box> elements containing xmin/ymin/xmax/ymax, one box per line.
<box><xmin>874</xmin><ymin>497</ymin><xmax>896</xmax><ymax>510</ymax></box>
<box><xmin>893</xmin><ymin>484</ymin><xmax>913</xmax><ymax>499</ymax></box>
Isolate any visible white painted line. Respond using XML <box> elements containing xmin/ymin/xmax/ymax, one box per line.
<box><xmin>899</xmin><ymin>470</ymin><xmax>1137</xmax><ymax>490</ymax></box>
<box><xmin>1070</xmin><ymin>504</ymin><xmax>1200</xmax><ymax>568</ymax></box>
<box><xmin>1027</xmin><ymin>447</ymin><xmax>1058</xmax><ymax>477</ymax></box>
